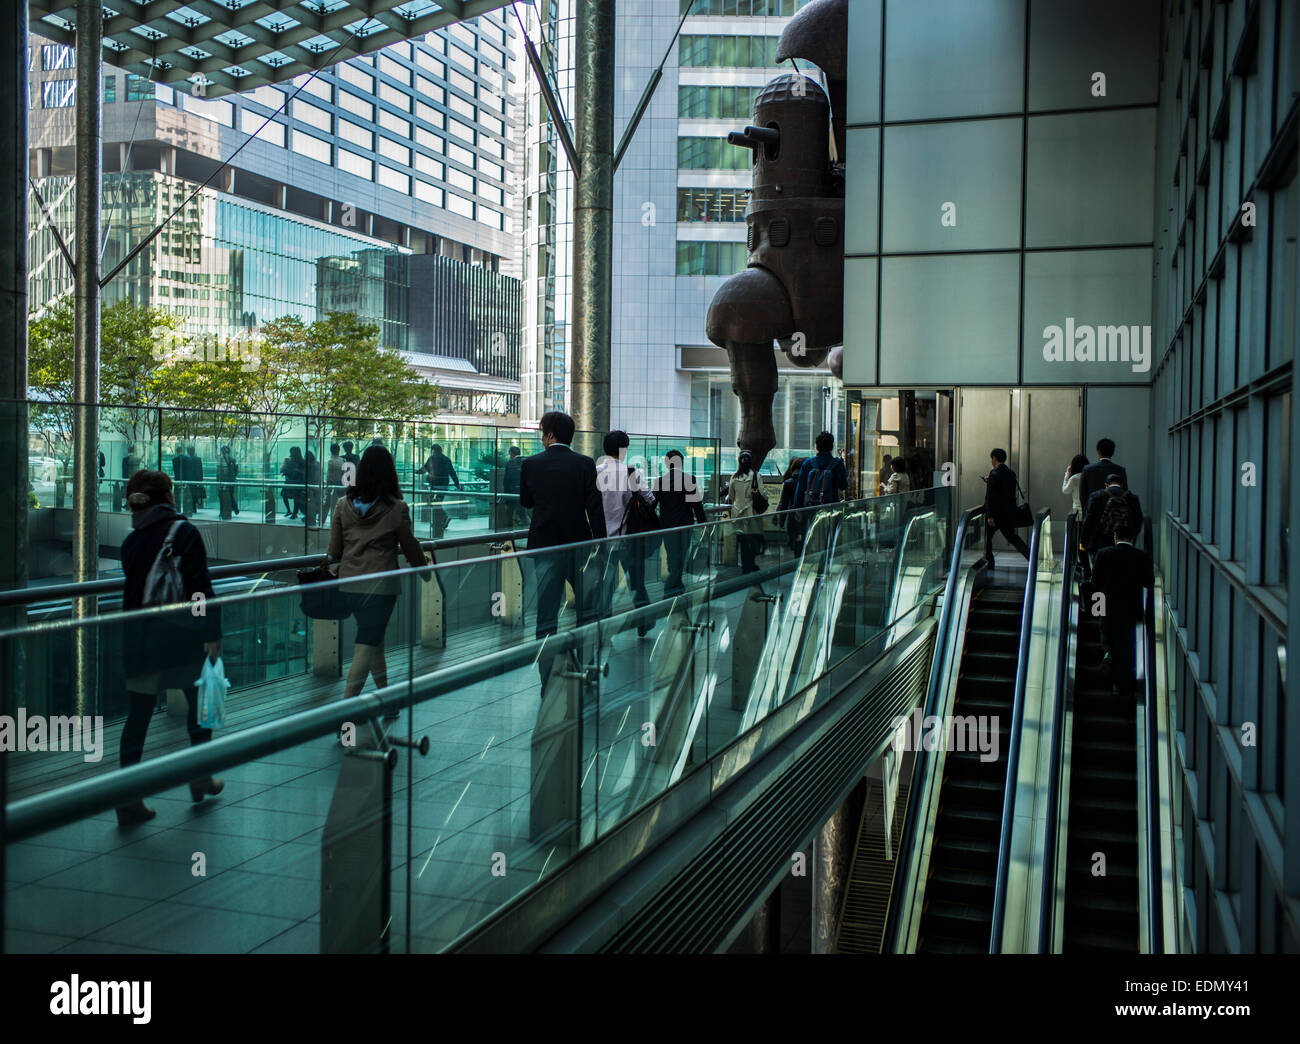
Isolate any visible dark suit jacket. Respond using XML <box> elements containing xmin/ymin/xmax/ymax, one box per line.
<box><xmin>519</xmin><ymin>443</ymin><xmax>604</xmax><ymax>550</ymax></box>
<box><xmin>653</xmin><ymin>468</ymin><xmax>706</xmax><ymax>528</ymax></box>
<box><xmin>1081</xmin><ymin>458</ymin><xmax>1127</xmax><ymax>501</ymax></box>
<box><xmin>1092</xmin><ymin>541</ymin><xmax>1154</xmax><ymax>621</ymax></box>
<box><xmin>983</xmin><ymin>463</ymin><xmax>1019</xmax><ymax>521</ymax></box>
<box><xmin>1082</xmin><ymin>486</ymin><xmax>1143</xmax><ymax>552</ymax></box>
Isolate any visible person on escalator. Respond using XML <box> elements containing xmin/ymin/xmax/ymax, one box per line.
<box><xmin>1091</xmin><ymin>521</ymin><xmax>1154</xmax><ymax>699</ymax></box>
<box><xmin>974</xmin><ymin>448</ymin><xmax>1030</xmax><ymax>570</ymax></box>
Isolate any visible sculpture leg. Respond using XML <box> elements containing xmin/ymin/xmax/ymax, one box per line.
<box><xmin>724</xmin><ymin>342</ymin><xmax>778</xmax><ymax>470</ymax></box>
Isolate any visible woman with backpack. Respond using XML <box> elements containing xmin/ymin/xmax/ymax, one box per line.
<box><xmin>117</xmin><ymin>470</ymin><xmax>224</xmax><ymax>827</ymax></box>
<box><xmin>325</xmin><ymin>445</ymin><xmax>431</xmax><ymax>702</ymax></box>
<box><xmin>725</xmin><ymin>450</ymin><xmax>764</xmax><ymax>574</ymax></box>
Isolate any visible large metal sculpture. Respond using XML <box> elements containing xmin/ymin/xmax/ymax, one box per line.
<box><xmin>705</xmin><ymin>0</ymin><xmax>848</xmax><ymax>469</ymax></box>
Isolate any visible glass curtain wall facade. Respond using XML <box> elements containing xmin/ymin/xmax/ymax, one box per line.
<box><xmin>520</xmin><ymin>0</ymin><xmax>576</xmax><ymax>423</ymax></box>
<box><xmin>1150</xmin><ymin>0</ymin><xmax>1299</xmax><ymax>953</ymax></box>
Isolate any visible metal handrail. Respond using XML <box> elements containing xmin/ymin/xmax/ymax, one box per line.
<box><xmin>988</xmin><ymin>507</ymin><xmax>1050</xmax><ymax>953</ymax></box>
<box><xmin>1037</xmin><ymin>514</ymin><xmax>1078</xmax><ymax>952</ymax></box>
<box><xmin>0</xmin><ymin>530</ymin><xmax>528</xmax><ymax>609</ymax></box>
<box><xmin>1141</xmin><ymin>515</ymin><xmax>1163</xmax><ymax>952</ymax></box>
<box><xmin>882</xmin><ymin>505</ymin><xmax>983</xmax><ymax>952</ymax></box>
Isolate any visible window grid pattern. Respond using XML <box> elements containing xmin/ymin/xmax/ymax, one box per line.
<box><xmin>1150</xmin><ymin>0</ymin><xmax>1298</xmax><ymax>953</ymax></box>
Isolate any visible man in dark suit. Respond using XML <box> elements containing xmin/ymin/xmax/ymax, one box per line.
<box><xmin>1082</xmin><ymin>475</ymin><xmax>1143</xmax><ymax>560</ymax></box>
<box><xmin>519</xmin><ymin>411</ymin><xmax>605</xmax><ymax>642</ymax></box>
<box><xmin>653</xmin><ymin>450</ymin><xmax>707</xmax><ymax>595</ymax></box>
<box><xmin>1091</xmin><ymin>522</ymin><xmax>1155</xmax><ymax>698</ymax></box>
<box><xmin>975</xmin><ymin>448</ymin><xmax>1030</xmax><ymax>570</ymax></box>
<box><xmin>1081</xmin><ymin>437</ymin><xmax>1128</xmax><ymax>502</ymax></box>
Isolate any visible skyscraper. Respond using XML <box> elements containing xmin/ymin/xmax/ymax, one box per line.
<box><xmin>27</xmin><ymin>14</ymin><xmax>524</xmax><ymax>418</ymax></box>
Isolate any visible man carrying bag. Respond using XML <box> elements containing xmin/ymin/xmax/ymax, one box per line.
<box><xmin>975</xmin><ymin>447</ymin><xmax>1031</xmax><ymax>570</ymax></box>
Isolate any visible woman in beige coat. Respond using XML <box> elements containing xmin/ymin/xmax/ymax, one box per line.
<box><xmin>326</xmin><ymin>445</ymin><xmax>430</xmax><ymax>699</ymax></box>
<box><xmin>726</xmin><ymin>450</ymin><xmax>763</xmax><ymax>573</ymax></box>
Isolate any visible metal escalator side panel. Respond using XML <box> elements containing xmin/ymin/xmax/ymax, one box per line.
<box><xmin>737</xmin><ymin>510</ymin><xmax>838</xmax><ymax>731</ymax></box>
<box><xmin>881</xmin><ymin>507</ymin><xmax>984</xmax><ymax>953</ymax></box>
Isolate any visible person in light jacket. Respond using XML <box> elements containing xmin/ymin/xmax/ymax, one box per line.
<box><xmin>326</xmin><ymin>445</ymin><xmax>431</xmax><ymax>701</ymax></box>
<box><xmin>726</xmin><ymin>450</ymin><xmax>763</xmax><ymax>574</ymax></box>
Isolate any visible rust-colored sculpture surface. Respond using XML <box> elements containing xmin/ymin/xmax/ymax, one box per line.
<box><xmin>705</xmin><ymin>0</ymin><xmax>847</xmax><ymax>469</ymax></box>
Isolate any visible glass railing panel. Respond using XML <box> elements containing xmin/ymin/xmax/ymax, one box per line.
<box><xmin>712</xmin><ymin>504</ymin><xmax>828</xmax><ymax>748</ymax></box>
<box><xmin>396</xmin><ymin>538</ymin><xmax>603</xmax><ymax>952</ymax></box>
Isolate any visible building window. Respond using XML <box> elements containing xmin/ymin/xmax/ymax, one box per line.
<box><xmin>378</xmin><ymin>165</ymin><xmax>410</xmax><ymax>194</ymax></box>
<box><xmin>678</xmin><ymin>187</ymin><xmax>750</xmax><ymax>222</ymax></box>
<box><xmin>104</xmin><ymin>75</ymin><xmax>115</xmax><ymax>104</ymax></box>
<box><xmin>678</xmin><ymin>85</ymin><xmax>764</xmax><ymax>120</ymax></box>
<box><xmin>292</xmin><ymin>130</ymin><xmax>332</xmax><ymax>165</ymax></box>
<box><xmin>447</xmin><ymin>193</ymin><xmax>474</xmax><ymax>218</ymax></box>
<box><xmin>681</xmin><ymin>0</ymin><xmax>812</xmax><ymax>13</ymax></box>
<box><xmin>678</xmin><ymin>136</ymin><xmax>752</xmax><ymax>170</ymax></box>
<box><xmin>292</xmin><ymin>98</ymin><xmax>332</xmax><ymax>132</ymax></box>
<box><xmin>338</xmin><ymin>119</ymin><xmax>374</xmax><ymax>150</ymax></box>
<box><xmin>680</xmin><ymin>35</ymin><xmax>781</xmax><ymax>68</ymax></box>
<box><xmin>126</xmin><ymin>75</ymin><xmax>154</xmax><ymax>101</ymax></box>
<box><xmin>338</xmin><ymin>91</ymin><xmax>374</xmax><ymax>121</ymax></box>
<box><xmin>676</xmin><ymin>240</ymin><xmax>748</xmax><ymax>276</ymax></box>
<box><xmin>42</xmin><ymin>79</ymin><xmax>76</xmax><ymax>108</ymax></box>
<box><xmin>338</xmin><ymin>149</ymin><xmax>373</xmax><ymax>180</ymax></box>
<box><xmin>379</xmin><ymin>81</ymin><xmax>412</xmax><ymax>112</ymax></box>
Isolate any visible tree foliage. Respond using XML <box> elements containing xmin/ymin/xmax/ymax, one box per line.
<box><xmin>26</xmin><ymin>299</ymin><xmax>440</xmax><ymax>449</ymax></box>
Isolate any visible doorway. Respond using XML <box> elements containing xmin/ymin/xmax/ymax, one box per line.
<box><xmin>955</xmin><ymin>388</ymin><xmax>1083</xmax><ymax>551</ymax></box>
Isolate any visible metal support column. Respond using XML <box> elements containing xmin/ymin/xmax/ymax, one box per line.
<box><xmin>812</xmin><ymin>778</ymin><xmax>866</xmax><ymax>954</ymax></box>
<box><xmin>569</xmin><ymin>0</ymin><xmax>615</xmax><ymax>433</ymax></box>
<box><xmin>0</xmin><ymin>0</ymin><xmax>32</xmax><ymax>947</ymax></box>
<box><xmin>73</xmin><ymin>0</ymin><xmax>103</xmax><ymax>713</ymax></box>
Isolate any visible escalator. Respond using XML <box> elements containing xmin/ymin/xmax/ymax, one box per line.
<box><xmin>915</xmin><ymin>579</ymin><xmax>1023</xmax><ymax>952</ymax></box>
<box><xmin>1060</xmin><ymin>602</ymin><xmax>1140</xmax><ymax>950</ymax></box>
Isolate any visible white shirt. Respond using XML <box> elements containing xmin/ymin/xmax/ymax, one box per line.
<box><xmin>595</xmin><ymin>456</ymin><xmax>655</xmax><ymax>537</ymax></box>
<box><xmin>1062</xmin><ymin>470</ymin><xmax>1083</xmax><ymax>514</ymax></box>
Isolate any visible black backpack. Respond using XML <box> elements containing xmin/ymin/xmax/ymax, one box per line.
<box><xmin>805</xmin><ymin>463</ymin><xmax>836</xmax><ymax>507</ymax></box>
<box><xmin>1101</xmin><ymin>490</ymin><xmax>1140</xmax><ymax>541</ymax></box>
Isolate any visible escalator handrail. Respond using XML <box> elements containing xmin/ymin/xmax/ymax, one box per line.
<box><xmin>1142</xmin><ymin>515</ymin><xmax>1163</xmax><ymax>951</ymax></box>
<box><xmin>1037</xmin><ymin>513</ymin><xmax>1079</xmax><ymax>952</ymax></box>
<box><xmin>988</xmin><ymin>507</ymin><xmax>1050</xmax><ymax>953</ymax></box>
<box><xmin>882</xmin><ymin>504</ymin><xmax>983</xmax><ymax>952</ymax></box>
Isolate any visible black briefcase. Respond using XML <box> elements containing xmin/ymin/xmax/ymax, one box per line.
<box><xmin>297</xmin><ymin>566</ymin><xmax>351</xmax><ymax>620</ymax></box>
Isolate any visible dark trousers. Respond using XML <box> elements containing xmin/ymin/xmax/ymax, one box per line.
<box><xmin>663</xmin><ymin>528</ymin><xmax>689</xmax><ymax>594</ymax></box>
<box><xmin>1101</xmin><ymin>614</ymin><xmax>1139</xmax><ymax>696</ymax></box>
<box><xmin>120</xmin><ymin>686</ymin><xmax>211</xmax><ymax>770</ymax></box>
<box><xmin>985</xmin><ymin>520</ymin><xmax>1030</xmax><ymax>562</ymax></box>
<box><xmin>534</xmin><ymin>549</ymin><xmax>584</xmax><ymax>641</ymax></box>
<box><xmin>603</xmin><ymin>545</ymin><xmax>649</xmax><ymax>617</ymax></box>
<box><xmin>739</xmin><ymin>533</ymin><xmax>762</xmax><ymax>573</ymax></box>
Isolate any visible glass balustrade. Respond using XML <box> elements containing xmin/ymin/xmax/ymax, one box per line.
<box><xmin>2</xmin><ymin>488</ymin><xmax>950</xmax><ymax>954</ymax></box>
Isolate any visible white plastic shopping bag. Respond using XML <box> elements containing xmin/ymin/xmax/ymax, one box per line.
<box><xmin>195</xmin><ymin>656</ymin><xmax>230</xmax><ymax>729</ymax></box>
